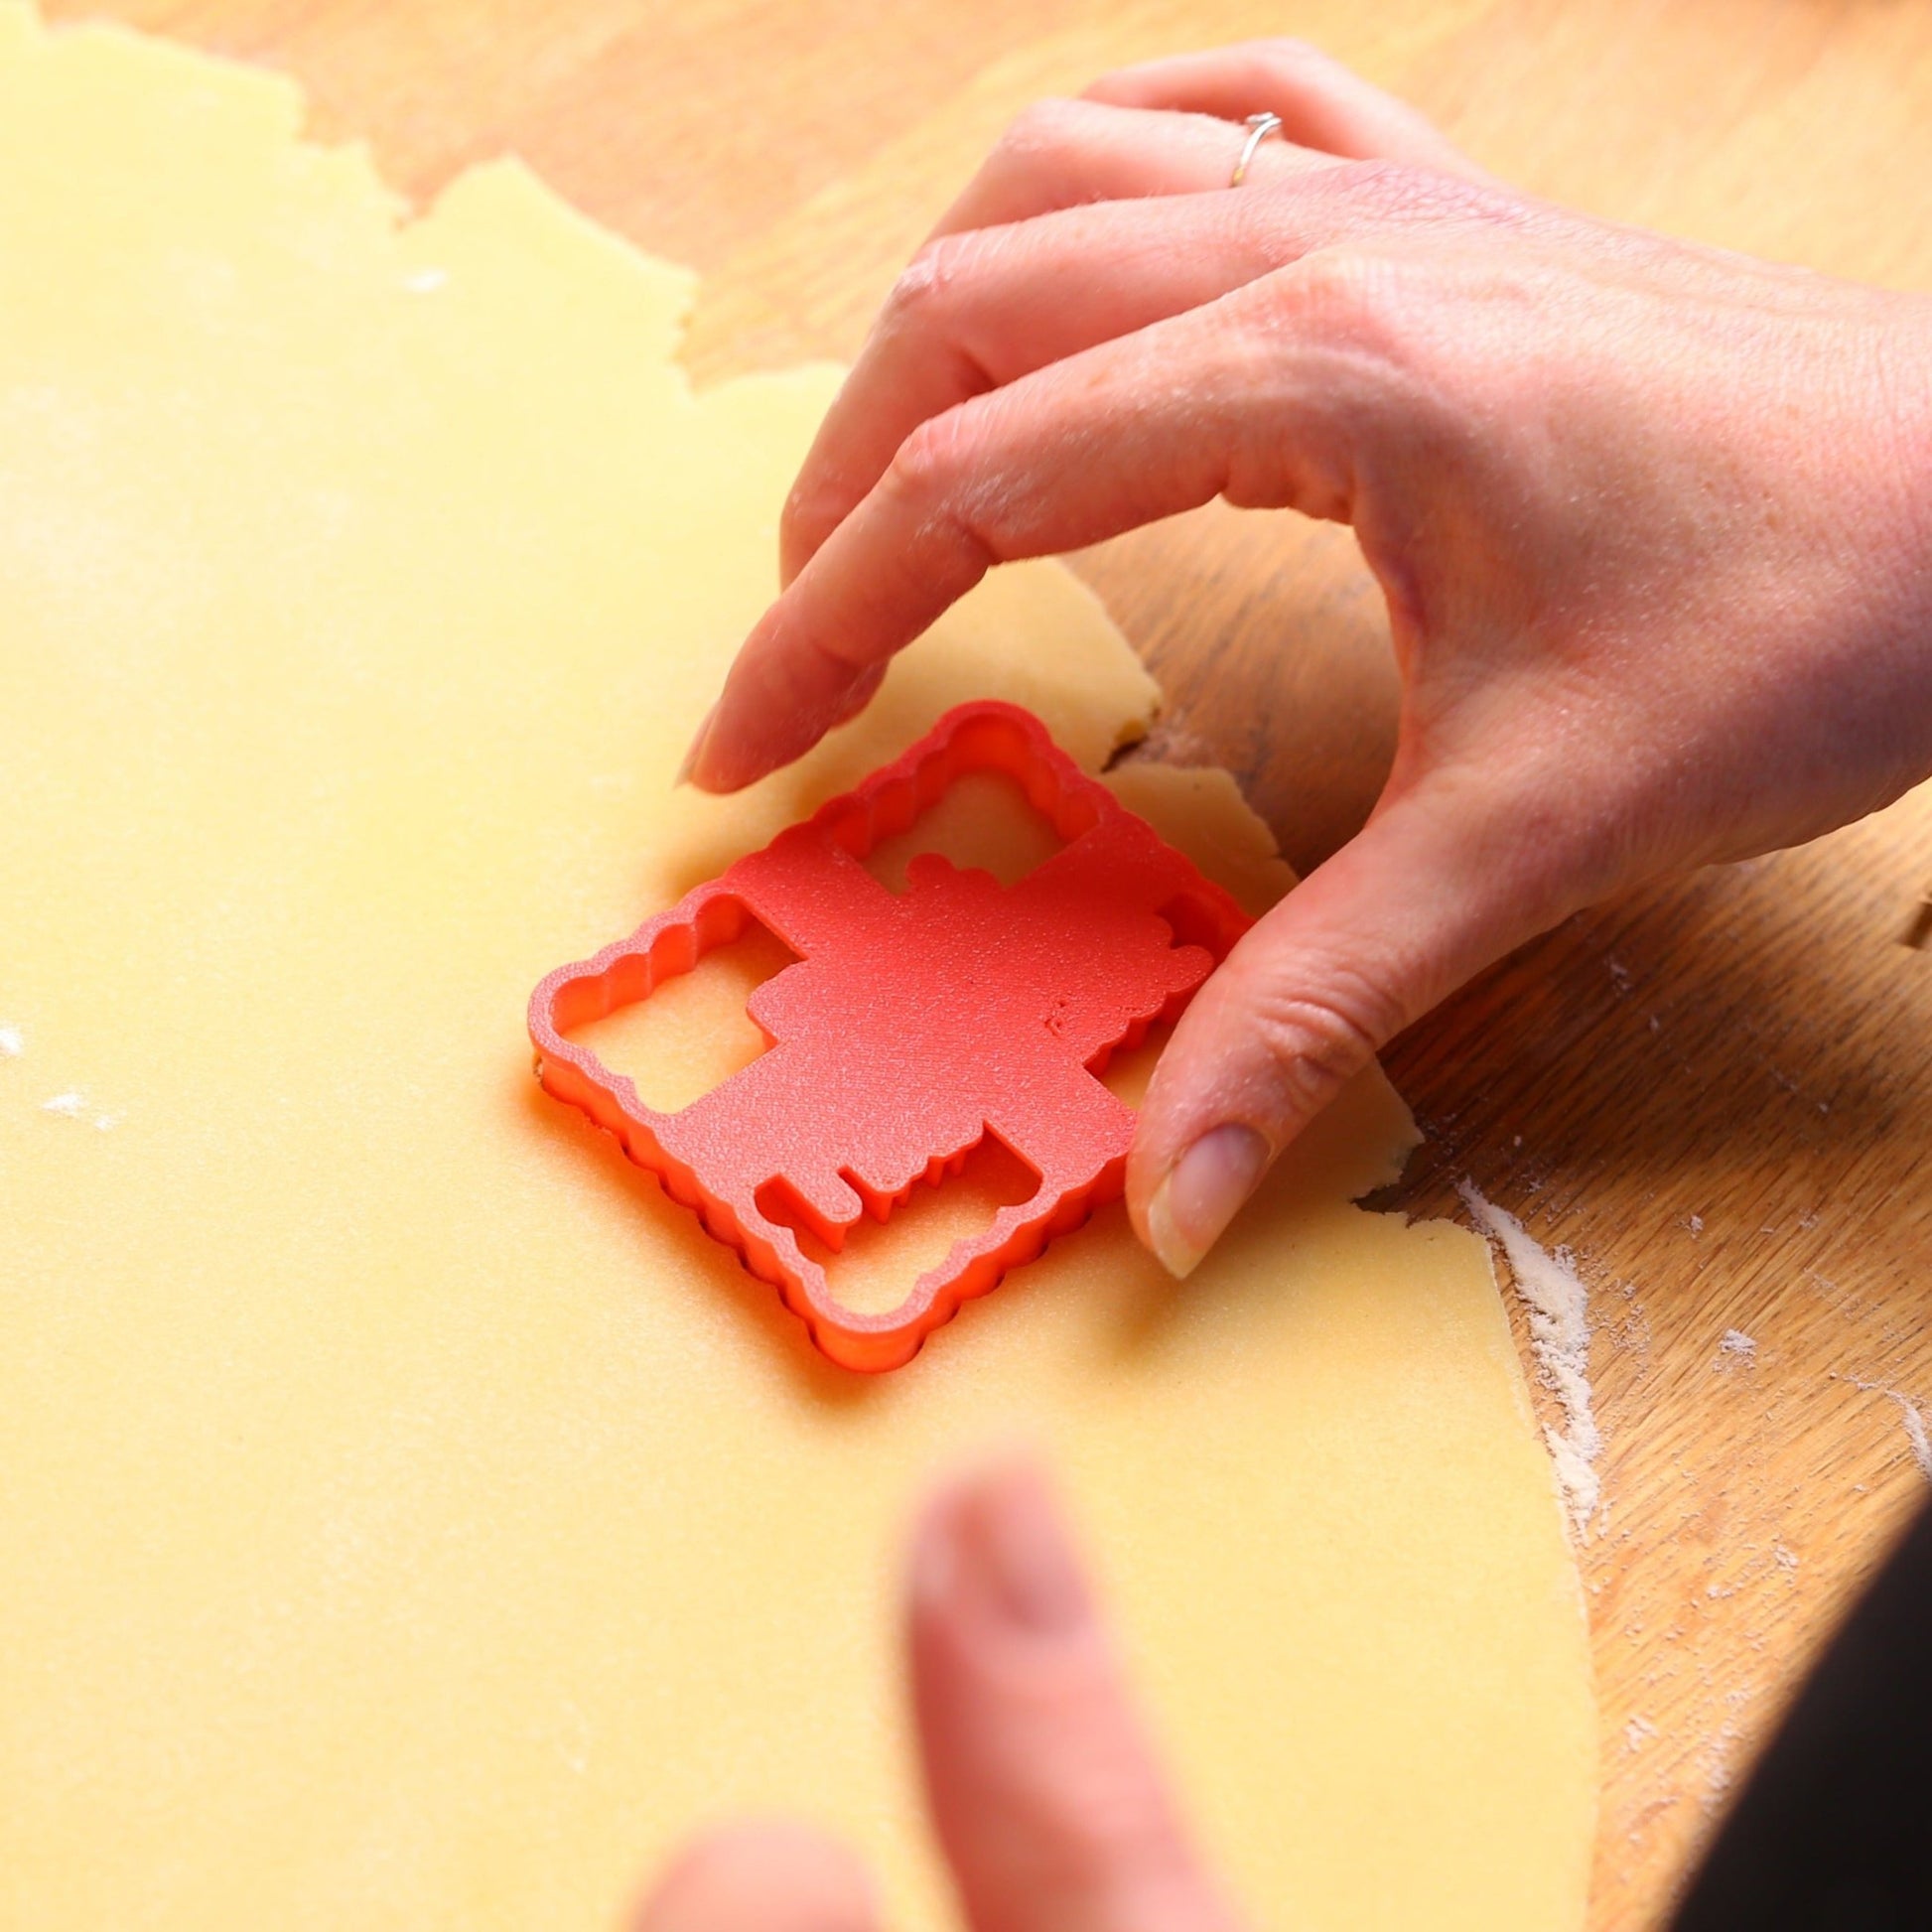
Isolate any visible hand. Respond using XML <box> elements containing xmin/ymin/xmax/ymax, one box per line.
<box><xmin>682</xmin><ymin>40</ymin><xmax>1932</xmax><ymax>1276</ymax></box>
<box><xmin>631</xmin><ymin>1461</ymin><xmax>1240</xmax><ymax>1932</ymax></box>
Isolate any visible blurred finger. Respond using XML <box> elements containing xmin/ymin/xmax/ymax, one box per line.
<box><xmin>1086</xmin><ymin>38</ymin><xmax>1484</xmax><ymax>180</ymax></box>
<box><xmin>908</xmin><ymin>1460</ymin><xmax>1240</xmax><ymax>1932</ymax></box>
<box><xmin>631</xmin><ymin>1820</ymin><xmax>880</xmax><ymax>1932</ymax></box>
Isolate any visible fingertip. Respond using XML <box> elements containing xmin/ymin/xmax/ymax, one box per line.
<box><xmin>631</xmin><ymin>1819</ymin><xmax>879</xmax><ymax>1932</ymax></box>
<box><xmin>673</xmin><ymin>701</ymin><xmax>718</xmax><ymax>789</ymax></box>
<box><xmin>1138</xmin><ymin>1122</ymin><xmax>1273</xmax><ymax>1278</ymax></box>
<box><xmin>677</xmin><ymin>675</ymin><xmax>786</xmax><ymax>796</ymax></box>
<box><xmin>909</xmin><ymin>1455</ymin><xmax>1093</xmax><ymax>1644</ymax></box>
<box><xmin>906</xmin><ymin>1459</ymin><xmax>1238</xmax><ymax>1932</ymax></box>
<box><xmin>680</xmin><ymin>748</ymin><xmax>759</xmax><ymax>795</ymax></box>
<box><xmin>679</xmin><ymin>733</ymin><xmax>760</xmax><ymax>794</ymax></box>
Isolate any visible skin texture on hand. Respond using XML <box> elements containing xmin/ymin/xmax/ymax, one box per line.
<box><xmin>630</xmin><ymin>1461</ymin><xmax>1243</xmax><ymax>1932</ymax></box>
<box><xmin>682</xmin><ymin>38</ymin><xmax>1932</xmax><ymax>1276</ymax></box>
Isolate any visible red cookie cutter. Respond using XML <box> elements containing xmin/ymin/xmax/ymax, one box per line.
<box><xmin>528</xmin><ymin>701</ymin><xmax>1251</xmax><ymax>1371</ymax></box>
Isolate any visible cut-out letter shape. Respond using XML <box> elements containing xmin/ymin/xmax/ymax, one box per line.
<box><xmin>529</xmin><ymin>702</ymin><xmax>1253</xmax><ymax>1370</ymax></box>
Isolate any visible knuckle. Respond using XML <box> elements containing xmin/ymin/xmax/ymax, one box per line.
<box><xmin>1245</xmin><ymin>980</ymin><xmax>1394</xmax><ymax>1115</ymax></box>
<box><xmin>1254</xmin><ymin>35</ymin><xmax>1327</xmax><ymax>74</ymax></box>
<box><xmin>1275</xmin><ymin>243</ymin><xmax>1412</xmax><ymax>344</ymax></box>
<box><xmin>884</xmin><ymin>408</ymin><xmax>973</xmax><ymax>507</ymax></box>
<box><xmin>1328</xmin><ymin>154</ymin><xmax>1505</xmax><ymax>225</ymax></box>
<box><xmin>998</xmin><ymin>93</ymin><xmax>1090</xmax><ymax>159</ymax></box>
<box><xmin>882</xmin><ymin>231</ymin><xmax>981</xmax><ymax>329</ymax></box>
<box><xmin>882</xmin><ymin>408</ymin><xmax>1004</xmax><ymax>575</ymax></box>
<box><xmin>1332</xmin><ymin>156</ymin><xmax>1432</xmax><ymax>205</ymax></box>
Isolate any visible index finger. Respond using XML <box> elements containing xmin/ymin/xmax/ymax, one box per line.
<box><xmin>684</xmin><ymin>256</ymin><xmax>1405</xmax><ymax>792</ymax></box>
<box><xmin>778</xmin><ymin>190</ymin><xmax>1308</xmax><ymax>590</ymax></box>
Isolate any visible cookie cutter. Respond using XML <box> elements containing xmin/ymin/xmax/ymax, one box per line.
<box><xmin>529</xmin><ymin>700</ymin><xmax>1252</xmax><ymax>1371</ymax></box>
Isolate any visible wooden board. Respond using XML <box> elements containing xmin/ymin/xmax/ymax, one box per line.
<box><xmin>43</xmin><ymin>2</ymin><xmax>1932</xmax><ymax>1924</ymax></box>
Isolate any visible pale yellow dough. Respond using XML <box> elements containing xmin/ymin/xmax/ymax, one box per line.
<box><xmin>0</xmin><ymin>10</ymin><xmax>1594</xmax><ymax>1929</ymax></box>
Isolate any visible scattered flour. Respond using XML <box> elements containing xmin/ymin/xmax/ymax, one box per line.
<box><xmin>1624</xmin><ymin>1715</ymin><xmax>1657</xmax><ymax>1753</ymax></box>
<box><xmin>1459</xmin><ymin>1180</ymin><xmax>1603</xmax><ymax>1538</ymax></box>
<box><xmin>28</xmin><ymin>1074</ymin><xmax>117</xmax><ymax>1129</ymax></box>
<box><xmin>1697</xmin><ymin>1686</ymin><xmax>1755</xmax><ymax>1808</ymax></box>
<box><xmin>1718</xmin><ymin>1329</ymin><xmax>1757</xmax><ymax>1362</ymax></box>
<box><xmin>0</xmin><ymin>1024</ymin><xmax>23</xmax><ymax>1057</ymax></box>
<box><xmin>1847</xmin><ymin>1376</ymin><xmax>1932</xmax><ymax>1482</ymax></box>
<box><xmin>1905</xmin><ymin>1406</ymin><xmax>1932</xmax><ymax>1482</ymax></box>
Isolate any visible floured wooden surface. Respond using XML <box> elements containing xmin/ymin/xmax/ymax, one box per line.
<box><xmin>0</xmin><ymin>10</ymin><xmax>1592</xmax><ymax>1928</ymax></box>
<box><xmin>1461</xmin><ymin>1184</ymin><xmax>1605</xmax><ymax>1538</ymax></box>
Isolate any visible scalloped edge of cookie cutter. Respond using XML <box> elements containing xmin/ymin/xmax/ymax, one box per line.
<box><xmin>529</xmin><ymin>700</ymin><xmax>1253</xmax><ymax>1371</ymax></box>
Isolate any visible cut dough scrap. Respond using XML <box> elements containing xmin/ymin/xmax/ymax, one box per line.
<box><xmin>0</xmin><ymin>10</ymin><xmax>1594</xmax><ymax>1932</ymax></box>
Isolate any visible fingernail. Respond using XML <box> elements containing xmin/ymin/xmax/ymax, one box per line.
<box><xmin>924</xmin><ymin>1465</ymin><xmax>1091</xmax><ymax>1635</ymax></box>
<box><xmin>1144</xmin><ymin>1123</ymin><xmax>1271</xmax><ymax>1280</ymax></box>
<box><xmin>672</xmin><ymin>702</ymin><xmax>717</xmax><ymax>788</ymax></box>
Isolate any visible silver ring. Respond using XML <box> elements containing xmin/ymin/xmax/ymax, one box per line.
<box><xmin>1229</xmin><ymin>111</ymin><xmax>1283</xmax><ymax>188</ymax></box>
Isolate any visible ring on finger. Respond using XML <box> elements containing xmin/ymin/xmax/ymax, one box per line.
<box><xmin>1228</xmin><ymin>111</ymin><xmax>1283</xmax><ymax>188</ymax></box>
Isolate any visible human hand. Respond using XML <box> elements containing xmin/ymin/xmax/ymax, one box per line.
<box><xmin>681</xmin><ymin>40</ymin><xmax>1932</xmax><ymax>1276</ymax></box>
<box><xmin>631</xmin><ymin>1461</ymin><xmax>1240</xmax><ymax>1932</ymax></box>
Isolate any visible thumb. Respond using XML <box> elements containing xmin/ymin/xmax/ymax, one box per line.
<box><xmin>909</xmin><ymin>1460</ymin><xmax>1242</xmax><ymax>1932</ymax></box>
<box><xmin>1128</xmin><ymin>779</ymin><xmax>1559</xmax><ymax>1277</ymax></box>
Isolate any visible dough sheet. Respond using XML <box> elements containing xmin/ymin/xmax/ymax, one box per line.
<box><xmin>0</xmin><ymin>10</ymin><xmax>1594</xmax><ymax>1928</ymax></box>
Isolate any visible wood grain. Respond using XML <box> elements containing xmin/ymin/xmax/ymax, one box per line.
<box><xmin>44</xmin><ymin>1</ymin><xmax>1932</xmax><ymax>1924</ymax></box>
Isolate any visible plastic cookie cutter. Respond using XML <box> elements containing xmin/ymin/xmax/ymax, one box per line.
<box><xmin>528</xmin><ymin>700</ymin><xmax>1253</xmax><ymax>1372</ymax></box>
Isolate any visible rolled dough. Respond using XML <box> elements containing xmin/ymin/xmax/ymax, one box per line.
<box><xmin>0</xmin><ymin>9</ymin><xmax>1594</xmax><ymax>1928</ymax></box>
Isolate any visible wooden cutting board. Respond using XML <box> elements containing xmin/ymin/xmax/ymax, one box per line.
<box><xmin>45</xmin><ymin>2</ymin><xmax>1932</xmax><ymax>1924</ymax></box>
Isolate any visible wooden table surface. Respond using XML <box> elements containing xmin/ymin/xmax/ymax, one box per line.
<box><xmin>47</xmin><ymin>1</ymin><xmax>1932</xmax><ymax>1924</ymax></box>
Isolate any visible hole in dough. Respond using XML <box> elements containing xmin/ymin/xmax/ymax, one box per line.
<box><xmin>562</xmin><ymin>917</ymin><xmax>795</xmax><ymax>1114</ymax></box>
<box><xmin>757</xmin><ymin>1134</ymin><xmax>1041</xmax><ymax>1316</ymax></box>
<box><xmin>860</xmin><ymin>768</ymin><xmax>1066</xmax><ymax>895</ymax></box>
<box><xmin>1091</xmin><ymin>1015</ymin><xmax>1176</xmax><ymax>1110</ymax></box>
